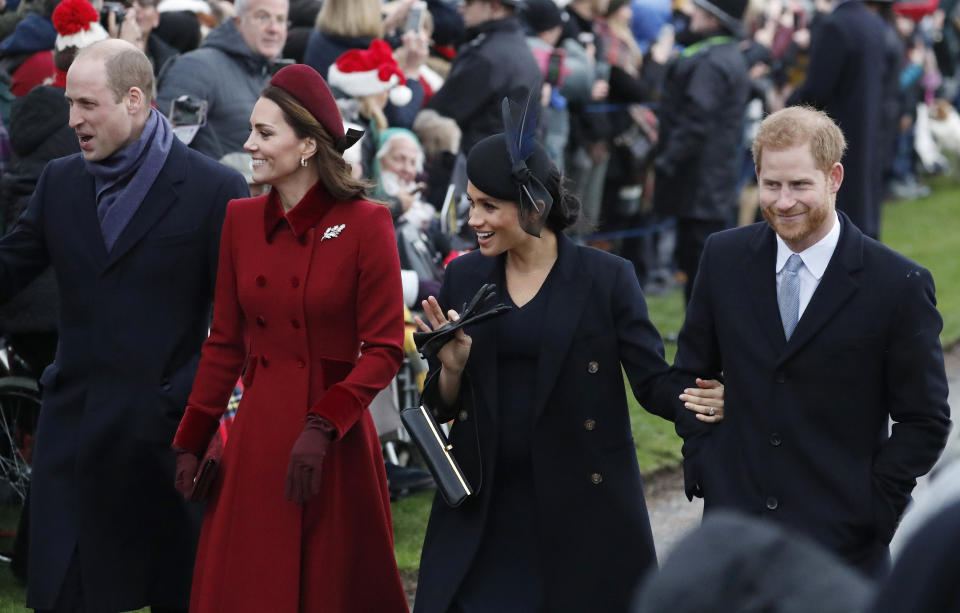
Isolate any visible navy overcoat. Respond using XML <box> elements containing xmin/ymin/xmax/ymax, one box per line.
<box><xmin>414</xmin><ymin>234</ymin><xmax>686</xmax><ymax>613</ymax></box>
<box><xmin>0</xmin><ymin>138</ymin><xmax>248</xmax><ymax>612</ymax></box>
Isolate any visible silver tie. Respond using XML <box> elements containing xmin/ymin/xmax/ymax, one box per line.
<box><xmin>778</xmin><ymin>254</ymin><xmax>804</xmax><ymax>340</ymax></box>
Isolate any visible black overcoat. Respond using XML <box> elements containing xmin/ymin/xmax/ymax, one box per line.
<box><xmin>787</xmin><ymin>1</ymin><xmax>889</xmax><ymax>238</ymax></box>
<box><xmin>673</xmin><ymin>212</ymin><xmax>951</xmax><ymax>572</ymax></box>
<box><xmin>414</xmin><ymin>234</ymin><xmax>685</xmax><ymax>613</ymax></box>
<box><xmin>0</xmin><ymin>138</ymin><xmax>248</xmax><ymax>612</ymax></box>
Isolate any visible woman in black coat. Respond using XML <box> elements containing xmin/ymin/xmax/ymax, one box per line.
<box><xmin>412</xmin><ymin>118</ymin><xmax>724</xmax><ymax>613</ymax></box>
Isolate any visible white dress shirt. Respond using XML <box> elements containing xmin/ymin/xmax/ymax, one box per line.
<box><xmin>774</xmin><ymin>211</ymin><xmax>841</xmax><ymax>320</ymax></box>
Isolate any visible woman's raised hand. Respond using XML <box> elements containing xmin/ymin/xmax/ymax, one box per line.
<box><xmin>680</xmin><ymin>378</ymin><xmax>725</xmax><ymax>423</ymax></box>
<box><xmin>414</xmin><ymin>296</ymin><xmax>472</xmax><ymax>373</ymax></box>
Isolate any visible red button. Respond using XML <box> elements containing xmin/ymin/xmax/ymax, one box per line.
<box><xmin>260</xmin><ymin>356</ymin><xmax>269</xmax><ymax>367</ymax></box>
<box><xmin>291</xmin><ymin>277</ymin><xmax>300</xmax><ymax>288</ymax></box>
<box><xmin>291</xmin><ymin>319</ymin><xmax>301</xmax><ymax>329</ymax></box>
<box><xmin>298</xmin><ymin>235</ymin><xmax>308</xmax><ymax>245</ymax></box>
<box><xmin>256</xmin><ymin>275</ymin><xmax>266</xmax><ymax>287</ymax></box>
<box><xmin>297</xmin><ymin>360</ymin><xmax>306</xmax><ymax>369</ymax></box>
<box><xmin>256</xmin><ymin>316</ymin><xmax>266</xmax><ymax>327</ymax></box>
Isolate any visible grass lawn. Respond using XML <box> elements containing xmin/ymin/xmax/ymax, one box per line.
<box><xmin>1</xmin><ymin>181</ymin><xmax>959</xmax><ymax>602</ymax></box>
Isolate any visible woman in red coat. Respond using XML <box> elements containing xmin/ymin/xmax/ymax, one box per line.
<box><xmin>171</xmin><ymin>64</ymin><xmax>409</xmax><ymax>612</ymax></box>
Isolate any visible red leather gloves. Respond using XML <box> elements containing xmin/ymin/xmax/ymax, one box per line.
<box><xmin>174</xmin><ymin>449</ymin><xmax>200</xmax><ymax>499</ymax></box>
<box><xmin>285</xmin><ymin>415</ymin><xmax>337</xmax><ymax>505</ymax></box>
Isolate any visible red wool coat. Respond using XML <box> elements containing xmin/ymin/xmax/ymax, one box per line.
<box><xmin>173</xmin><ymin>184</ymin><xmax>408</xmax><ymax>612</ymax></box>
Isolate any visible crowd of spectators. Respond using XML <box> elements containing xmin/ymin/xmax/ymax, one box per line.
<box><xmin>3</xmin><ymin>0</ymin><xmax>960</xmax><ymax>299</ymax></box>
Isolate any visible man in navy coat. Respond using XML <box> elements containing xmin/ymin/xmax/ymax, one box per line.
<box><xmin>673</xmin><ymin>106</ymin><xmax>950</xmax><ymax>576</ymax></box>
<box><xmin>0</xmin><ymin>40</ymin><xmax>248</xmax><ymax>612</ymax></box>
<box><xmin>787</xmin><ymin>0</ymin><xmax>889</xmax><ymax>239</ymax></box>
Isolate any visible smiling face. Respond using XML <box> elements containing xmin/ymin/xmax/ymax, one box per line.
<box><xmin>243</xmin><ymin>96</ymin><xmax>313</xmax><ymax>188</ymax></box>
<box><xmin>466</xmin><ymin>181</ymin><xmax>531</xmax><ymax>256</ymax></box>
<box><xmin>66</xmin><ymin>55</ymin><xmax>143</xmax><ymax>162</ymax></box>
<box><xmin>380</xmin><ymin>136</ymin><xmax>421</xmax><ymax>185</ymax></box>
<box><xmin>758</xmin><ymin>142</ymin><xmax>842</xmax><ymax>252</ymax></box>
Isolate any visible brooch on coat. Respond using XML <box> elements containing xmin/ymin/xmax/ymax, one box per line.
<box><xmin>321</xmin><ymin>224</ymin><xmax>346</xmax><ymax>242</ymax></box>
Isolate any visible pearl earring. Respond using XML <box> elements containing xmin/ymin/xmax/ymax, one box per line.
<box><xmin>300</xmin><ymin>156</ymin><xmax>307</xmax><ymax>167</ymax></box>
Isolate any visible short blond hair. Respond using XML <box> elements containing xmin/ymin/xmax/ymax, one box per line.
<box><xmin>752</xmin><ymin>106</ymin><xmax>847</xmax><ymax>175</ymax></box>
<box><xmin>316</xmin><ymin>0</ymin><xmax>383</xmax><ymax>39</ymax></box>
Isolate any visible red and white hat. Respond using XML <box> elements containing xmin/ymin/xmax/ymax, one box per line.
<box><xmin>53</xmin><ymin>0</ymin><xmax>109</xmax><ymax>52</ymax></box>
<box><xmin>327</xmin><ymin>39</ymin><xmax>413</xmax><ymax>107</ymax></box>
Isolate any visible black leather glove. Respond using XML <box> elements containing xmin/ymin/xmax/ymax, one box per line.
<box><xmin>285</xmin><ymin>415</ymin><xmax>337</xmax><ymax>505</ymax></box>
<box><xmin>413</xmin><ymin>283</ymin><xmax>511</xmax><ymax>359</ymax></box>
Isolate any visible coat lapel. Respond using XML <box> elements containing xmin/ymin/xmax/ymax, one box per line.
<box><xmin>777</xmin><ymin>213</ymin><xmax>863</xmax><ymax>365</ymax></box>
<box><xmin>69</xmin><ymin>158</ymin><xmax>110</xmax><ymax>267</ymax></box>
<box><xmin>101</xmin><ymin>140</ymin><xmax>187</xmax><ymax>273</ymax></box>
<box><xmin>742</xmin><ymin>224</ymin><xmax>788</xmax><ymax>355</ymax></box>
<box><xmin>463</xmin><ymin>255</ymin><xmax>502</xmax><ymax>427</ymax></box>
<box><xmin>532</xmin><ymin>234</ymin><xmax>592</xmax><ymax>421</ymax></box>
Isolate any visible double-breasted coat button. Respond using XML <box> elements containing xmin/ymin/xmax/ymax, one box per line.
<box><xmin>291</xmin><ymin>277</ymin><xmax>300</xmax><ymax>288</ymax></box>
<box><xmin>260</xmin><ymin>355</ymin><xmax>269</xmax><ymax>367</ymax></box>
<box><xmin>584</xmin><ymin>419</ymin><xmax>597</xmax><ymax>431</ymax></box>
<box><xmin>299</xmin><ymin>234</ymin><xmax>309</xmax><ymax>245</ymax></box>
<box><xmin>766</xmin><ymin>496</ymin><xmax>779</xmax><ymax>510</ymax></box>
<box><xmin>770</xmin><ymin>432</ymin><xmax>782</xmax><ymax>447</ymax></box>
<box><xmin>774</xmin><ymin>371</ymin><xmax>787</xmax><ymax>383</ymax></box>
<box><xmin>297</xmin><ymin>360</ymin><xmax>306</xmax><ymax>369</ymax></box>
<box><xmin>590</xmin><ymin>472</ymin><xmax>603</xmax><ymax>485</ymax></box>
<box><xmin>256</xmin><ymin>315</ymin><xmax>266</xmax><ymax>327</ymax></box>
<box><xmin>587</xmin><ymin>361</ymin><xmax>599</xmax><ymax>374</ymax></box>
<box><xmin>291</xmin><ymin>318</ymin><xmax>301</xmax><ymax>329</ymax></box>
<box><xmin>256</xmin><ymin>275</ymin><xmax>266</xmax><ymax>287</ymax></box>
<box><xmin>458</xmin><ymin>410</ymin><xmax>469</xmax><ymax>422</ymax></box>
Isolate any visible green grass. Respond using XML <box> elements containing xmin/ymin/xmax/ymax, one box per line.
<box><xmin>4</xmin><ymin>181</ymin><xmax>960</xmax><ymax>596</ymax></box>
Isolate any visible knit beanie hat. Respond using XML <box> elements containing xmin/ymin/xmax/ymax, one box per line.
<box><xmin>522</xmin><ymin>0</ymin><xmax>564</xmax><ymax>34</ymax></box>
<box><xmin>327</xmin><ymin>39</ymin><xmax>413</xmax><ymax>107</ymax></box>
<box><xmin>53</xmin><ymin>0</ymin><xmax>109</xmax><ymax>52</ymax></box>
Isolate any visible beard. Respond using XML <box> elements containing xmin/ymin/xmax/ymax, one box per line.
<box><xmin>761</xmin><ymin>187</ymin><xmax>832</xmax><ymax>247</ymax></box>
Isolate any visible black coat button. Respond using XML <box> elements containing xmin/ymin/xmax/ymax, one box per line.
<box><xmin>590</xmin><ymin>472</ymin><xmax>603</xmax><ymax>485</ymax></box>
<box><xmin>770</xmin><ymin>432</ymin><xmax>782</xmax><ymax>447</ymax></box>
<box><xmin>458</xmin><ymin>410</ymin><xmax>468</xmax><ymax>422</ymax></box>
<box><xmin>256</xmin><ymin>275</ymin><xmax>266</xmax><ymax>287</ymax></box>
<box><xmin>587</xmin><ymin>361</ymin><xmax>599</xmax><ymax>374</ymax></box>
<box><xmin>256</xmin><ymin>316</ymin><xmax>266</xmax><ymax>327</ymax></box>
<box><xmin>584</xmin><ymin>419</ymin><xmax>597</xmax><ymax>431</ymax></box>
<box><xmin>774</xmin><ymin>371</ymin><xmax>787</xmax><ymax>383</ymax></box>
<box><xmin>160</xmin><ymin>379</ymin><xmax>171</xmax><ymax>391</ymax></box>
<box><xmin>766</xmin><ymin>496</ymin><xmax>779</xmax><ymax>510</ymax></box>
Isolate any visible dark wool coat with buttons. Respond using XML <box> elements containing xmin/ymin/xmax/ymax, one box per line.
<box><xmin>0</xmin><ymin>139</ymin><xmax>248</xmax><ymax>612</ymax></box>
<box><xmin>414</xmin><ymin>234</ymin><xmax>687</xmax><ymax>613</ymax></box>
<box><xmin>673</xmin><ymin>212</ymin><xmax>951</xmax><ymax>574</ymax></box>
<box><xmin>173</xmin><ymin>184</ymin><xmax>409</xmax><ymax>613</ymax></box>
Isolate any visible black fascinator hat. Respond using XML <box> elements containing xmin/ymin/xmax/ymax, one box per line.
<box><xmin>466</xmin><ymin>93</ymin><xmax>554</xmax><ymax>237</ymax></box>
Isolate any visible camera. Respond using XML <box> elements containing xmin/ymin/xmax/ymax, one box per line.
<box><xmin>100</xmin><ymin>2</ymin><xmax>127</xmax><ymax>29</ymax></box>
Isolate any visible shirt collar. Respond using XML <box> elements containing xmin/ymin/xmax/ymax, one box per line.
<box><xmin>263</xmin><ymin>181</ymin><xmax>339</xmax><ymax>241</ymax></box>
<box><xmin>775</xmin><ymin>211</ymin><xmax>841</xmax><ymax>280</ymax></box>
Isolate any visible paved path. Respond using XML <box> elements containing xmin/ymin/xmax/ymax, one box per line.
<box><xmin>644</xmin><ymin>344</ymin><xmax>960</xmax><ymax>562</ymax></box>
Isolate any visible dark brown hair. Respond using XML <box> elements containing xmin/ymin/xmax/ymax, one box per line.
<box><xmin>261</xmin><ymin>84</ymin><xmax>374</xmax><ymax>201</ymax></box>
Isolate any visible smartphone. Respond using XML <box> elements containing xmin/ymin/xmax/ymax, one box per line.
<box><xmin>545</xmin><ymin>48</ymin><xmax>565</xmax><ymax>86</ymax></box>
<box><xmin>169</xmin><ymin>95</ymin><xmax>207</xmax><ymax>127</ymax></box>
<box><xmin>405</xmin><ymin>1</ymin><xmax>426</xmax><ymax>33</ymax></box>
<box><xmin>595</xmin><ymin>60</ymin><xmax>611</xmax><ymax>83</ymax></box>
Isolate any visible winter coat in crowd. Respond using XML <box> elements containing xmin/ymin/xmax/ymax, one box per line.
<box><xmin>653</xmin><ymin>33</ymin><xmax>749</xmax><ymax>222</ymax></box>
<box><xmin>156</xmin><ymin>18</ymin><xmax>280</xmax><ymax>159</ymax></box>
<box><xmin>0</xmin><ymin>12</ymin><xmax>55</xmax><ymax>98</ymax></box>
<box><xmin>787</xmin><ymin>0</ymin><xmax>888</xmax><ymax>238</ymax></box>
<box><xmin>0</xmin><ymin>85</ymin><xmax>73</xmax><ymax>335</ymax></box>
<box><xmin>303</xmin><ymin>31</ymin><xmax>374</xmax><ymax>88</ymax></box>
<box><xmin>426</xmin><ymin>16</ymin><xmax>542</xmax><ymax>153</ymax></box>
<box><xmin>145</xmin><ymin>32</ymin><xmax>179</xmax><ymax>77</ymax></box>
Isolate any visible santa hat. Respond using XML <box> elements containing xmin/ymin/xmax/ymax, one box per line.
<box><xmin>53</xmin><ymin>0</ymin><xmax>109</xmax><ymax>52</ymax></box>
<box><xmin>327</xmin><ymin>39</ymin><xmax>413</xmax><ymax>107</ymax></box>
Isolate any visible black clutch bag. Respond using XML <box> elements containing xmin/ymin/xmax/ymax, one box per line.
<box><xmin>400</xmin><ymin>404</ymin><xmax>473</xmax><ymax>507</ymax></box>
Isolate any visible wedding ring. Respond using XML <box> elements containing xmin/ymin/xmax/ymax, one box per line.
<box><xmin>708</xmin><ymin>408</ymin><xmax>716</xmax><ymax>416</ymax></box>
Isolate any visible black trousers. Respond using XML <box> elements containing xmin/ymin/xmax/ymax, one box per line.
<box><xmin>676</xmin><ymin>217</ymin><xmax>728</xmax><ymax>304</ymax></box>
<box><xmin>34</xmin><ymin>548</ymin><xmax>186</xmax><ymax>613</ymax></box>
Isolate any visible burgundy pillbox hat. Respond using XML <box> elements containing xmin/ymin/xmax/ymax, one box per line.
<box><xmin>269</xmin><ymin>64</ymin><xmax>363</xmax><ymax>154</ymax></box>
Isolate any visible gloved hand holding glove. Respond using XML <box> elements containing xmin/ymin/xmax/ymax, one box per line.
<box><xmin>173</xmin><ymin>448</ymin><xmax>200</xmax><ymax>499</ymax></box>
